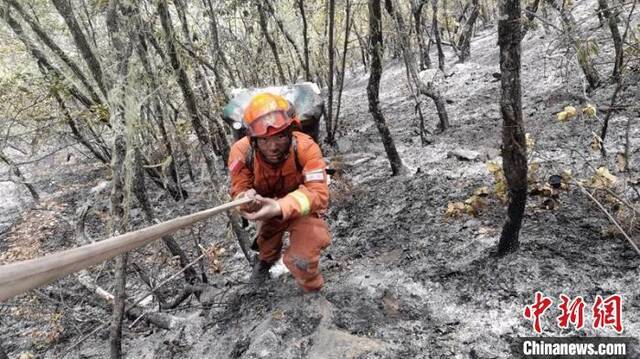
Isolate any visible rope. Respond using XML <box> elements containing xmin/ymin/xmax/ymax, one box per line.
<box><xmin>0</xmin><ymin>197</ymin><xmax>251</xmax><ymax>302</ymax></box>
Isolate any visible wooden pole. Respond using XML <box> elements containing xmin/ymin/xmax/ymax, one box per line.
<box><xmin>0</xmin><ymin>197</ymin><xmax>251</xmax><ymax>302</ymax></box>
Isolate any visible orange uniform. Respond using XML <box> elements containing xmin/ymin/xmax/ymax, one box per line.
<box><xmin>228</xmin><ymin>131</ymin><xmax>331</xmax><ymax>291</ymax></box>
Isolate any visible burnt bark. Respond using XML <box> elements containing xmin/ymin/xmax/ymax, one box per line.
<box><xmin>0</xmin><ymin>7</ymin><xmax>94</xmax><ymax>109</ymax></box>
<box><xmin>545</xmin><ymin>0</ymin><xmax>601</xmax><ymax>90</ymax></box>
<box><xmin>136</xmin><ymin>33</ymin><xmax>181</xmax><ymax>191</ymax></box>
<box><xmin>388</xmin><ymin>0</ymin><xmax>449</xmax><ymax>134</ymax></box>
<box><xmin>367</xmin><ymin>0</ymin><xmax>405</xmax><ymax>176</ymax></box>
<box><xmin>54</xmin><ymin>92</ymin><xmax>111</xmax><ymax>163</ymax></box>
<box><xmin>256</xmin><ymin>1</ymin><xmax>287</xmax><ymax>84</ymax></box>
<box><xmin>332</xmin><ymin>0</ymin><xmax>353</xmax><ymax>141</ymax></box>
<box><xmin>104</xmin><ymin>1</ymin><xmax>134</xmax><ymax>356</ymax></box>
<box><xmin>353</xmin><ymin>25</ymin><xmax>370</xmax><ymax>68</ymax></box>
<box><xmin>457</xmin><ymin>0</ymin><xmax>480</xmax><ymax>62</ymax></box>
<box><xmin>413</xmin><ymin>0</ymin><xmax>432</xmax><ymax>70</ymax></box>
<box><xmin>203</xmin><ymin>0</ymin><xmax>238</xmax><ymax>88</ymax></box>
<box><xmin>5</xmin><ymin>0</ymin><xmax>103</xmax><ymax>105</ymax></box>
<box><xmin>0</xmin><ymin>151</ymin><xmax>40</xmax><ymax>202</ymax></box>
<box><xmin>173</xmin><ymin>0</ymin><xmax>230</xmax><ymax>164</ymax></box>
<box><xmin>264</xmin><ymin>0</ymin><xmax>306</xmax><ymax>80</ymax></box>
<box><xmin>297</xmin><ymin>0</ymin><xmax>312</xmax><ymax>81</ymax></box>
<box><xmin>497</xmin><ymin>0</ymin><xmax>527</xmax><ymax>255</ymax></box>
<box><xmin>51</xmin><ymin>0</ymin><xmax>108</xmax><ymax>99</ymax></box>
<box><xmin>133</xmin><ymin>149</ymin><xmax>198</xmax><ymax>284</ymax></box>
<box><xmin>326</xmin><ymin>0</ymin><xmax>337</xmax><ymax>145</ymax></box>
<box><xmin>158</xmin><ymin>0</ymin><xmax>216</xmax><ymax>176</ymax></box>
<box><xmin>597</xmin><ymin>0</ymin><xmax>623</xmax><ymax>82</ymax></box>
<box><xmin>431</xmin><ymin>0</ymin><xmax>446</xmax><ymax>71</ymax></box>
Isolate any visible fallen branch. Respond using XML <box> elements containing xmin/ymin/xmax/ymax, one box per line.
<box><xmin>574</xmin><ymin>180</ymin><xmax>640</xmax><ymax>256</ymax></box>
<box><xmin>60</xmin><ymin>249</ymin><xmax>213</xmax><ymax>356</ymax></box>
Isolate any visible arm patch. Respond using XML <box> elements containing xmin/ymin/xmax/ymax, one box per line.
<box><xmin>229</xmin><ymin>159</ymin><xmax>244</xmax><ymax>175</ymax></box>
<box><xmin>304</xmin><ymin>169</ymin><xmax>326</xmax><ymax>183</ymax></box>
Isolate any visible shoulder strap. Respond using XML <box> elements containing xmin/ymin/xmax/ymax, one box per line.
<box><xmin>292</xmin><ymin>135</ymin><xmax>302</xmax><ymax>172</ymax></box>
<box><xmin>245</xmin><ymin>135</ymin><xmax>302</xmax><ymax>173</ymax></box>
<box><xmin>245</xmin><ymin>142</ymin><xmax>254</xmax><ymax>173</ymax></box>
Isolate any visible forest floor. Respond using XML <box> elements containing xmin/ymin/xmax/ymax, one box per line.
<box><xmin>2</xmin><ymin>1</ymin><xmax>640</xmax><ymax>358</ymax></box>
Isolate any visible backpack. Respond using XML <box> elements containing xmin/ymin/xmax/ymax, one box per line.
<box><xmin>222</xmin><ymin>83</ymin><xmax>327</xmax><ymax>174</ymax></box>
<box><xmin>221</xmin><ymin>83</ymin><xmax>324</xmax><ymax>142</ymax></box>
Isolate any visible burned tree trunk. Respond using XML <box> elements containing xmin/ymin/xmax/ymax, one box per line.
<box><xmin>367</xmin><ymin>0</ymin><xmax>405</xmax><ymax>176</ymax></box>
<box><xmin>203</xmin><ymin>0</ymin><xmax>238</xmax><ymax>88</ymax></box>
<box><xmin>413</xmin><ymin>0</ymin><xmax>432</xmax><ymax>70</ymax></box>
<box><xmin>0</xmin><ymin>7</ymin><xmax>95</xmax><ymax>109</ymax></box>
<box><xmin>158</xmin><ymin>0</ymin><xmax>216</xmax><ymax>176</ymax></box>
<box><xmin>5</xmin><ymin>0</ymin><xmax>103</xmax><ymax>105</ymax></box>
<box><xmin>388</xmin><ymin>0</ymin><xmax>449</xmax><ymax>134</ymax></box>
<box><xmin>326</xmin><ymin>0</ymin><xmax>337</xmax><ymax>145</ymax></box>
<box><xmin>431</xmin><ymin>0</ymin><xmax>446</xmax><ymax>71</ymax></box>
<box><xmin>256</xmin><ymin>1</ymin><xmax>287</xmax><ymax>84</ymax></box>
<box><xmin>297</xmin><ymin>0</ymin><xmax>312</xmax><ymax>81</ymax></box>
<box><xmin>332</xmin><ymin>0</ymin><xmax>353</xmax><ymax>141</ymax></box>
<box><xmin>597</xmin><ymin>0</ymin><xmax>623</xmax><ymax>82</ymax></box>
<box><xmin>353</xmin><ymin>26</ymin><xmax>370</xmax><ymax>68</ymax></box>
<box><xmin>0</xmin><ymin>151</ymin><xmax>40</xmax><ymax>203</ymax></box>
<box><xmin>104</xmin><ymin>1</ymin><xmax>135</xmax><ymax>356</ymax></box>
<box><xmin>497</xmin><ymin>0</ymin><xmax>527</xmax><ymax>255</ymax></box>
<box><xmin>51</xmin><ymin>0</ymin><xmax>108</xmax><ymax>99</ymax></box>
<box><xmin>545</xmin><ymin>0</ymin><xmax>600</xmax><ymax>90</ymax></box>
<box><xmin>264</xmin><ymin>0</ymin><xmax>306</xmax><ymax>80</ymax></box>
<box><xmin>457</xmin><ymin>0</ymin><xmax>480</xmax><ymax>62</ymax></box>
<box><xmin>54</xmin><ymin>92</ymin><xmax>111</xmax><ymax>163</ymax></box>
<box><xmin>133</xmin><ymin>149</ymin><xmax>198</xmax><ymax>284</ymax></box>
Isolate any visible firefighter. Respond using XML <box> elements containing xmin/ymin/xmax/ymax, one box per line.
<box><xmin>228</xmin><ymin>92</ymin><xmax>331</xmax><ymax>293</ymax></box>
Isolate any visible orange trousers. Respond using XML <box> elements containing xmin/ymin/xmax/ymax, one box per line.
<box><xmin>256</xmin><ymin>215</ymin><xmax>331</xmax><ymax>292</ymax></box>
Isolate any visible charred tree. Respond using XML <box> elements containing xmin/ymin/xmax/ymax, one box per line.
<box><xmin>457</xmin><ymin>0</ymin><xmax>480</xmax><ymax>62</ymax></box>
<box><xmin>264</xmin><ymin>0</ymin><xmax>306</xmax><ymax>80</ymax></box>
<box><xmin>597</xmin><ymin>0</ymin><xmax>623</xmax><ymax>82</ymax></box>
<box><xmin>497</xmin><ymin>0</ymin><xmax>527</xmax><ymax>255</ymax></box>
<box><xmin>388</xmin><ymin>0</ymin><xmax>449</xmax><ymax>135</ymax></box>
<box><xmin>0</xmin><ymin>151</ymin><xmax>40</xmax><ymax>203</ymax></box>
<box><xmin>5</xmin><ymin>0</ymin><xmax>102</xmax><ymax>105</ymax></box>
<box><xmin>353</xmin><ymin>25</ymin><xmax>370</xmax><ymax>68</ymax></box>
<box><xmin>326</xmin><ymin>0</ymin><xmax>337</xmax><ymax>145</ymax></box>
<box><xmin>367</xmin><ymin>0</ymin><xmax>405</xmax><ymax>176</ymax></box>
<box><xmin>332</xmin><ymin>0</ymin><xmax>353</xmax><ymax>141</ymax></box>
<box><xmin>0</xmin><ymin>7</ymin><xmax>95</xmax><ymax>109</ymax></box>
<box><xmin>51</xmin><ymin>0</ymin><xmax>108</xmax><ymax>99</ymax></box>
<box><xmin>545</xmin><ymin>0</ymin><xmax>600</xmax><ymax>90</ymax></box>
<box><xmin>412</xmin><ymin>0</ymin><xmax>432</xmax><ymax>70</ymax></box>
<box><xmin>133</xmin><ymin>149</ymin><xmax>198</xmax><ymax>284</ymax></box>
<box><xmin>431</xmin><ymin>0</ymin><xmax>446</xmax><ymax>71</ymax></box>
<box><xmin>297</xmin><ymin>0</ymin><xmax>312</xmax><ymax>81</ymax></box>
<box><xmin>104</xmin><ymin>0</ymin><xmax>134</xmax><ymax>356</ymax></box>
<box><xmin>203</xmin><ymin>0</ymin><xmax>238</xmax><ymax>88</ymax></box>
<box><xmin>256</xmin><ymin>1</ymin><xmax>287</xmax><ymax>84</ymax></box>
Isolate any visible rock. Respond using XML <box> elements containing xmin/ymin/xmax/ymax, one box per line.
<box><xmin>447</xmin><ymin>149</ymin><xmax>481</xmax><ymax>161</ymax></box>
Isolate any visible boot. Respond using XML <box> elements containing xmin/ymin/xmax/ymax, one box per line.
<box><xmin>250</xmin><ymin>260</ymin><xmax>272</xmax><ymax>285</ymax></box>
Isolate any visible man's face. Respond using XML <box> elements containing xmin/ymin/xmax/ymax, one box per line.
<box><xmin>255</xmin><ymin>131</ymin><xmax>291</xmax><ymax>164</ymax></box>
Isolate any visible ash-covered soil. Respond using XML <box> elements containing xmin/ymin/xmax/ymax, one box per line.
<box><xmin>2</xmin><ymin>2</ymin><xmax>640</xmax><ymax>357</ymax></box>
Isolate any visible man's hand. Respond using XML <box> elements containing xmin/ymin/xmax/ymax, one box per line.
<box><xmin>237</xmin><ymin>189</ymin><xmax>261</xmax><ymax>213</ymax></box>
<box><xmin>242</xmin><ymin>195</ymin><xmax>282</xmax><ymax>221</ymax></box>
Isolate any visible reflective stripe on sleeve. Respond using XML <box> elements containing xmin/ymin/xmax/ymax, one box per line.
<box><xmin>290</xmin><ymin>190</ymin><xmax>311</xmax><ymax>216</ymax></box>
